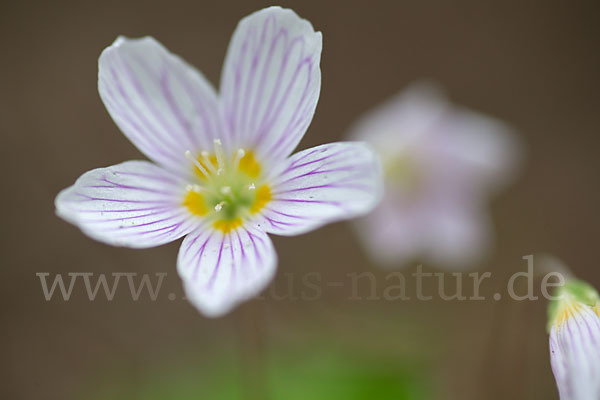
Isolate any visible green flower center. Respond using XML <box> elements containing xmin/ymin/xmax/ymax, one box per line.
<box><xmin>182</xmin><ymin>140</ymin><xmax>271</xmax><ymax>233</ymax></box>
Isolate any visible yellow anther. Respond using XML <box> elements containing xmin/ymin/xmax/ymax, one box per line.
<box><xmin>185</xmin><ymin>150</ymin><xmax>210</xmax><ymax>178</ymax></box>
<box><xmin>200</xmin><ymin>150</ymin><xmax>218</xmax><ymax>175</ymax></box>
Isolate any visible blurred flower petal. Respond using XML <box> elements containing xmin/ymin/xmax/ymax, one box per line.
<box><xmin>349</xmin><ymin>82</ymin><xmax>521</xmax><ymax>268</ymax></box>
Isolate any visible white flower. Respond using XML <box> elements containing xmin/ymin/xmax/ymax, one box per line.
<box><xmin>548</xmin><ymin>280</ymin><xmax>600</xmax><ymax>400</ymax></box>
<box><xmin>55</xmin><ymin>7</ymin><xmax>382</xmax><ymax>317</ymax></box>
<box><xmin>348</xmin><ymin>82</ymin><xmax>520</xmax><ymax>268</ymax></box>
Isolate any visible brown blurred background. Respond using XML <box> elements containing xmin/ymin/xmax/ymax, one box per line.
<box><xmin>2</xmin><ymin>1</ymin><xmax>600</xmax><ymax>399</ymax></box>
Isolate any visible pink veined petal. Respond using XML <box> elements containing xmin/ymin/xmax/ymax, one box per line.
<box><xmin>98</xmin><ymin>36</ymin><xmax>222</xmax><ymax>175</ymax></box>
<box><xmin>220</xmin><ymin>6</ymin><xmax>322</xmax><ymax>165</ymax></box>
<box><xmin>347</xmin><ymin>82</ymin><xmax>448</xmax><ymax>155</ymax></box>
<box><xmin>177</xmin><ymin>224</ymin><xmax>277</xmax><ymax>317</ymax></box>
<box><xmin>423</xmin><ymin>203</ymin><xmax>491</xmax><ymax>269</ymax></box>
<box><xmin>55</xmin><ymin>161</ymin><xmax>196</xmax><ymax>248</ymax></box>
<box><xmin>427</xmin><ymin>104</ymin><xmax>521</xmax><ymax>194</ymax></box>
<box><xmin>353</xmin><ymin>187</ymin><xmax>490</xmax><ymax>269</ymax></box>
<box><xmin>352</xmin><ymin>195</ymin><xmax>428</xmax><ymax>267</ymax></box>
<box><xmin>256</xmin><ymin>142</ymin><xmax>383</xmax><ymax>236</ymax></box>
<box><xmin>550</xmin><ymin>305</ymin><xmax>600</xmax><ymax>400</ymax></box>
<box><xmin>347</xmin><ymin>81</ymin><xmax>521</xmax><ymax>269</ymax></box>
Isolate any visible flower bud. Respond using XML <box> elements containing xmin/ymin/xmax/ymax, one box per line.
<box><xmin>548</xmin><ymin>280</ymin><xmax>600</xmax><ymax>400</ymax></box>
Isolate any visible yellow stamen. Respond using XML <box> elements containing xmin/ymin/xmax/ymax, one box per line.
<box><xmin>213</xmin><ymin>139</ymin><xmax>225</xmax><ymax>175</ymax></box>
<box><xmin>250</xmin><ymin>185</ymin><xmax>271</xmax><ymax>214</ymax></box>
<box><xmin>183</xmin><ymin>190</ymin><xmax>208</xmax><ymax>216</ymax></box>
<box><xmin>233</xmin><ymin>148</ymin><xmax>246</xmax><ymax>170</ymax></box>
<box><xmin>182</xmin><ymin>146</ymin><xmax>272</xmax><ymax>227</ymax></box>
<box><xmin>200</xmin><ymin>150</ymin><xmax>219</xmax><ymax>175</ymax></box>
<box><xmin>185</xmin><ymin>150</ymin><xmax>210</xmax><ymax>178</ymax></box>
<box><xmin>213</xmin><ymin>218</ymin><xmax>243</xmax><ymax>233</ymax></box>
<box><xmin>239</xmin><ymin>151</ymin><xmax>261</xmax><ymax>177</ymax></box>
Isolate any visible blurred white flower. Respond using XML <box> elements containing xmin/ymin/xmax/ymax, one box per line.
<box><xmin>349</xmin><ymin>83</ymin><xmax>521</xmax><ymax>268</ymax></box>
<box><xmin>55</xmin><ymin>7</ymin><xmax>382</xmax><ymax>317</ymax></box>
<box><xmin>548</xmin><ymin>280</ymin><xmax>600</xmax><ymax>400</ymax></box>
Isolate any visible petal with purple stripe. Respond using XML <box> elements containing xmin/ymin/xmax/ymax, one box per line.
<box><xmin>550</xmin><ymin>304</ymin><xmax>600</xmax><ymax>400</ymax></box>
<box><xmin>220</xmin><ymin>6</ymin><xmax>322</xmax><ymax>165</ymax></box>
<box><xmin>178</xmin><ymin>225</ymin><xmax>276</xmax><ymax>317</ymax></box>
<box><xmin>98</xmin><ymin>37</ymin><xmax>222</xmax><ymax>175</ymax></box>
<box><xmin>257</xmin><ymin>142</ymin><xmax>383</xmax><ymax>236</ymax></box>
<box><xmin>55</xmin><ymin>161</ymin><xmax>195</xmax><ymax>248</ymax></box>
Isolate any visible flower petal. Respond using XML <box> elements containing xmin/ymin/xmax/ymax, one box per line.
<box><xmin>347</xmin><ymin>82</ymin><xmax>520</xmax><ymax>268</ymax></box>
<box><xmin>347</xmin><ymin>82</ymin><xmax>447</xmax><ymax>156</ymax></box>
<box><xmin>257</xmin><ymin>142</ymin><xmax>383</xmax><ymax>236</ymax></box>
<box><xmin>423</xmin><ymin>204</ymin><xmax>491</xmax><ymax>268</ymax></box>
<box><xmin>220</xmin><ymin>6</ymin><xmax>322</xmax><ymax>164</ymax></box>
<box><xmin>98</xmin><ymin>36</ymin><xmax>222</xmax><ymax>174</ymax></box>
<box><xmin>353</xmin><ymin>191</ymin><xmax>490</xmax><ymax>268</ymax></box>
<box><xmin>550</xmin><ymin>305</ymin><xmax>600</xmax><ymax>400</ymax></box>
<box><xmin>178</xmin><ymin>225</ymin><xmax>276</xmax><ymax>317</ymax></box>
<box><xmin>55</xmin><ymin>161</ymin><xmax>195</xmax><ymax>248</ymax></box>
<box><xmin>429</xmin><ymin>105</ymin><xmax>521</xmax><ymax>193</ymax></box>
<box><xmin>352</xmin><ymin>196</ymin><xmax>428</xmax><ymax>267</ymax></box>
<box><xmin>348</xmin><ymin>81</ymin><xmax>521</xmax><ymax>193</ymax></box>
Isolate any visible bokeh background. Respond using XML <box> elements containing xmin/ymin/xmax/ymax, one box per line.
<box><xmin>2</xmin><ymin>1</ymin><xmax>600</xmax><ymax>399</ymax></box>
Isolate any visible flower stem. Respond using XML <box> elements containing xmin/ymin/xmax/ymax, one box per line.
<box><xmin>236</xmin><ymin>300</ymin><xmax>269</xmax><ymax>400</ymax></box>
